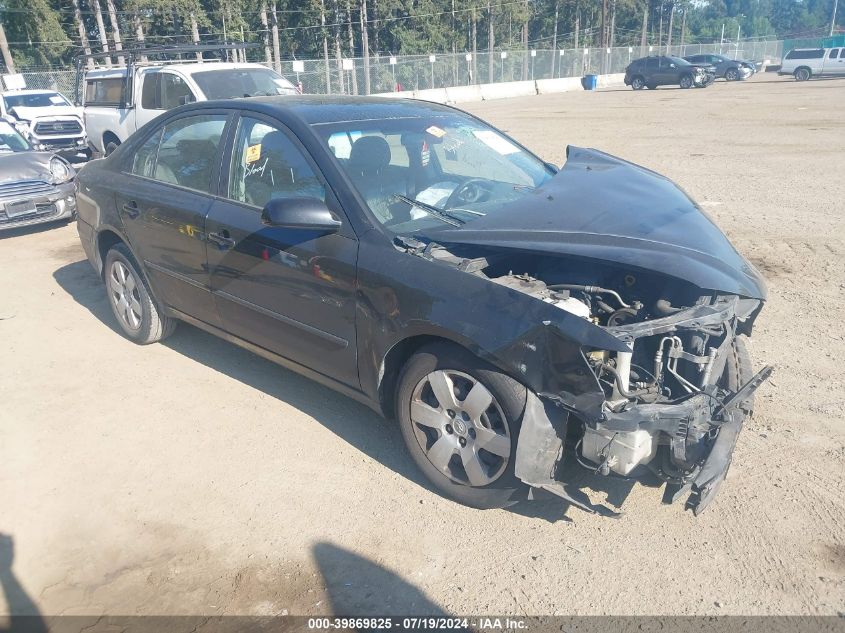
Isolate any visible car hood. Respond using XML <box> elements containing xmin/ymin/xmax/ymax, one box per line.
<box><xmin>8</xmin><ymin>105</ymin><xmax>82</xmax><ymax>122</ymax></box>
<box><xmin>0</xmin><ymin>151</ymin><xmax>60</xmax><ymax>181</ymax></box>
<box><xmin>421</xmin><ymin>146</ymin><xmax>767</xmax><ymax>299</ymax></box>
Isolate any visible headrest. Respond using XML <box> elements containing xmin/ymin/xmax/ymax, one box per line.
<box><xmin>349</xmin><ymin>135</ymin><xmax>391</xmax><ymax>174</ymax></box>
<box><xmin>258</xmin><ymin>130</ymin><xmax>290</xmax><ymax>160</ymax></box>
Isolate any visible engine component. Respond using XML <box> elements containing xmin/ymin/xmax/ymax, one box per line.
<box><xmin>581</xmin><ymin>426</ymin><xmax>657</xmax><ymax>475</ymax></box>
<box><xmin>492</xmin><ymin>274</ymin><xmax>592</xmax><ymax>319</ymax></box>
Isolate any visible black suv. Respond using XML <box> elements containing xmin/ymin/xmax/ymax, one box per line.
<box><xmin>624</xmin><ymin>56</ymin><xmax>716</xmax><ymax>90</ymax></box>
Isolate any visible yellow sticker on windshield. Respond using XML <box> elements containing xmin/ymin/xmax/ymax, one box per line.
<box><xmin>426</xmin><ymin>125</ymin><xmax>446</xmax><ymax>138</ymax></box>
<box><xmin>245</xmin><ymin>144</ymin><xmax>262</xmax><ymax>163</ymax></box>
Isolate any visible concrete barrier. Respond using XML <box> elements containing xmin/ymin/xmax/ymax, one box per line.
<box><xmin>535</xmin><ymin>76</ymin><xmax>583</xmax><ymax>94</ymax></box>
<box><xmin>479</xmin><ymin>79</ymin><xmax>537</xmax><ymax>101</ymax></box>
<box><xmin>372</xmin><ymin>72</ymin><xmax>626</xmax><ymax>104</ymax></box>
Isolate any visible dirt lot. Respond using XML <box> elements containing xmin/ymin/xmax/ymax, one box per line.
<box><xmin>1</xmin><ymin>75</ymin><xmax>843</xmax><ymax>619</ymax></box>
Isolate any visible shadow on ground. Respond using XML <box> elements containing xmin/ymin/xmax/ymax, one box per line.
<box><xmin>0</xmin><ymin>534</ymin><xmax>47</xmax><ymax>633</ymax></box>
<box><xmin>53</xmin><ymin>258</ymin><xmax>647</xmax><ymax>521</ymax></box>
<box><xmin>313</xmin><ymin>542</ymin><xmax>448</xmax><ymax>615</ymax></box>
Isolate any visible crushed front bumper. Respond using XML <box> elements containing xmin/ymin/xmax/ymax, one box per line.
<box><xmin>513</xmin><ymin>297</ymin><xmax>773</xmax><ymax>515</ymax></box>
<box><xmin>0</xmin><ymin>181</ymin><xmax>76</xmax><ymax>231</ymax></box>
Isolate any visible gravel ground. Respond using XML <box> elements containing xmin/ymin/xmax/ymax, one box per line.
<box><xmin>1</xmin><ymin>75</ymin><xmax>843</xmax><ymax>619</ymax></box>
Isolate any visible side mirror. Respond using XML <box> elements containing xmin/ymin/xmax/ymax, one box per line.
<box><xmin>669</xmin><ymin>63</ymin><xmax>676</xmax><ymax>68</ymax></box>
<box><xmin>261</xmin><ymin>197</ymin><xmax>342</xmax><ymax>233</ymax></box>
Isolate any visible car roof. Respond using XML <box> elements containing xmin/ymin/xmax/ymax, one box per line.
<box><xmin>85</xmin><ymin>62</ymin><xmax>277</xmax><ymax>79</ymax></box>
<box><xmin>1</xmin><ymin>89</ymin><xmax>63</xmax><ymax>96</ymax></box>
<box><xmin>192</xmin><ymin>95</ymin><xmax>461</xmax><ymax>125</ymax></box>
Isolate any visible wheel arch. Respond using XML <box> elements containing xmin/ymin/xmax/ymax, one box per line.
<box><xmin>102</xmin><ymin>131</ymin><xmax>121</xmax><ymax>152</ymax></box>
<box><xmin>377</xmin><ymin>333</ymin><xmax>485</xmax><ymax>420</ymax></box>
<box><xmin>96</xmin><ymin>227</ymin><xmax>127</xmax><ymax>277</ymax></box>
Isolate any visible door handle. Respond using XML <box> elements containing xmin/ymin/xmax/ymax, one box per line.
<box><xmin>208</xmin><ymin>230</ymin><xmax>235</xmax><ymax>250</ymax></box>
<box><xmin>122</xmin><ymin>201</ymin><xmax>140</xmax><ymax>219</ymax></box>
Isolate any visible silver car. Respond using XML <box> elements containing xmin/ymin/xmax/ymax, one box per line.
<box><xmin>0</xmin><ymin>119</ymin><xmax>77</xmax><ymax>231</ymax></box>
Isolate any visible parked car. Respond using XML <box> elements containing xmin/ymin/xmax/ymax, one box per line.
<box><xmin>75</xmin><ymin>96</ymin><xmax>771</xmax><ymax>515</ymax></box>
<box><xmin>0</xmin><ymin>120</ymin><xmax>76</xmax><ymax>231</ymax></box>
<box><xmin>624</xmin><ymin>56</ymin><xmax>716</xmax><ymax>89</ymax></box>
<box><xmin>79</xmin><ymin>45</ymin><xmax>298</xmax><ymax>156</ymax></box>
<box><xmin>683</xmin><ymin>54</ymin><xmax>756</xmax><ymax>80</ymax></box>
<box><xmin>0</xmin><ymin>87</ymin><xmax>88</xmax><ymax>157</ymax></box>
<box><xmin>779</xmin><ymin>47</ymin><xmax>845</xmax><ymax>81</ymax></box>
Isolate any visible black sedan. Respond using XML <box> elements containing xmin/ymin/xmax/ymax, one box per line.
<box><xmin>684</xmin><ymin>54</ymin><xmax>756</xmax><ymax>81</ymax></box>
<box><xmin>75</xmin><ymin>97</ymin><xmax>771</xmax><ymax>515</ymax></box>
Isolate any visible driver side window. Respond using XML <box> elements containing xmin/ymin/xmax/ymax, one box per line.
<box><xmin>228</xmin><ymin>117</ymin><xmax>325</xmax><ymax>208</ymax></box>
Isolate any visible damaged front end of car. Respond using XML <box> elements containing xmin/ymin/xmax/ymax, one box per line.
<box><xmin>399</xmin><ymin>146</ymin><xmax>773</xmax><ymax>514</ymax></box>
<box><xmin>509</xmin><ymin>284</ymin><xmax>773</xmax><ymax>516</ymax></box>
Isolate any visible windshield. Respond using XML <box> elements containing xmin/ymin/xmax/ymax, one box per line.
<box><xmin>668</xmin><ymin>56</ymin><xmax>692</xmax><ymax>66</ymax></box>
<box><xmin>0</xmin><ymin>121</ymin><xmax>31</xmax><ymax>153</ymax></box>
<box><xmin>3</xmin><ymin>92</ymin><xmax>71</xmax><ymax>110</ymax></box>
<box><xmin>314</xmin><ymin>113</ymin><xmax>554</xmax><ymax>233</ymax></box>
<box><xmin>192</xmin><ymin>68</ymin><xmax>298</xmax><ymax>99</ymax></box>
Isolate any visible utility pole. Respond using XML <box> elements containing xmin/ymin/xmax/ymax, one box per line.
<box><xmin>90</xmin><ymin>0</ymin><xmax>111</xmax><ymax>67</ymax></box>
<box><xmin>190</xmin><ymin>13</ymin><xmax>202</xmax><ymax>61</ymax></box>
<box><xmin>260</xmin><ymin>3</ymin><xmax>272</xmax><ymax>66</ymax></box>
<box><xmin>831</xmin><ymin>0</ymin><xmax>839</xmax><ymax>36</ymax></box>
<box><xmin>321</xmin><ymin>0</ymin><xmax>331</xmax><ymax>94</ymax></box>
<box><xmin>105</xmin><ymin>0</ymin><xmax>124</xmax><ymax>66</ymax></box>
<box><xmin>360</xmin><ymin>0</ymin><xmax>370</xmax><ymax>94</ymax></box>
<box><xmin>0</xmin><ymin>22</ymin><xmax>14</xmax><ymax>74</ymax></box>
<box><xmin>72</xmin><ymin>0</ymin><xmax>94</xmax><ymax>69</ymax></box>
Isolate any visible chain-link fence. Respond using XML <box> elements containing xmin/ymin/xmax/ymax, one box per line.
<box><xmin>9</xmin><ymin>39</ymin><xmax>784</xmax><ymax>100</ymax></box>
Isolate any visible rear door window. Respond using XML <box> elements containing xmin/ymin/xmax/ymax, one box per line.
<box><xmin>150</xmin><ymin>115</ymin><xmax>227</xmax><ymax>191</ymax></box>
<box><xmin>830</xmin><ymin>49</ymin><xmax>840</xmax><ymax>59</ymax></box>
<box><xmin>85</xmin><ymin>78</ymin><xmax>125</xmax><ymax>106</ymax></box>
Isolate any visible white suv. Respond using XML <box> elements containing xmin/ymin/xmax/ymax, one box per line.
<box><xmin>779</xmin><ymin>47</ymin><xmax>845</xmax><ymax>81</ymax></box>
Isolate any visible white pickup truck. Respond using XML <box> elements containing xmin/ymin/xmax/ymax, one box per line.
<box><xmin>0</xmin><ymin>83</ymin><xmax>88</xmax><ymax>157</ymax></box>
<box><xmin>80</xmin><ymin>56</ymin><xmax>298</xmax><ymax>156</ymax></box>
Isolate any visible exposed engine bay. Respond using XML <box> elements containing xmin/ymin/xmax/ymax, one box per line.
<box><xmin>410</xmin><ymin>240</ymin><xmax>773</xmax><ymax>514</ymax></box>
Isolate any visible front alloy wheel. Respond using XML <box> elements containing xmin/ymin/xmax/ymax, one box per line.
<box><xmin>631</xmin><ymin>76</ymin><xmax>645</xmax><ymax>90</ymax></box>
<box><xmin>396</xmin><ymin>343</ymin><xmax>528</xmax><ymax>509</ymax></box>
<box><xmin>725</xmin><ymin>68</ymin><xmax>739</xmax><ymax>81</ymax></box>
<box><xmin>679</xmin><ymin>74</ymin><xmax>694</xmax><ymax>89</ymax></box>
<box><xmin>410</xmin><ymin>370</ymin><xmax>511</xmax><ymax>487</ymax></box>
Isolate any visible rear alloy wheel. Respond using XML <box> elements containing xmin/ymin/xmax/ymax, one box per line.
<box><xmin>679</xmin><ymin>74</ymin><xmax>694</xmax><ymax>89</ymax></box>
<box><xmin>794</xmin><ymin>67</ymin><xmax>811</xmax><ymax>82</ymax></box>
<box><xmin>725</xmin><ymin>67</ymin><xmax>740</xmax><ymax>81</ymax></box>
<box><xmin>105</xmin><ymin>244</ymin><xmax>176</xmax><ymax>344</ymax></box>
<box><xmin>396</xmin><ymin>343</ymin><xmax>528</xmax><ymax>509</ymax></box>
<box><xmin>631</xmin><ymin>76</ymin><xmax>645</xmax><ymax>90</ymax></box>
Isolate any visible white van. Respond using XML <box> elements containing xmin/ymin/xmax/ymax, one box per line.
<box><xmin>779</xmin><ymin>47</ymin><xmax>845</xmax><ymax>81</ymax></box>
<box><xmin>79</xmin><ymin>45</ymin><xmax>298</xmax><ymax>155</ymax></box>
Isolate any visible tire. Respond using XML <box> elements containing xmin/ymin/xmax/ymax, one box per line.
<box><xmin>631</xmin><ymin>75</ymin><xmax>645</xmax><ymax>90</ymax></box>
<box><xmin>104</xmin><ymin>243</ymin><xmax>176</xmax><ymax>344</ymax></box>
<box><xmin>396</xmin><ymin>343</ymin><xmax>528</xmax><ymax>509</ymax></box>
<box><xmin>679</xmin><ymin>74</ymin><xmax>694</xmax><ymax>89</ymax></box>
<box><xmin>104</xmin><ymin>138</ymin><xmax>120</xmax><ymax>156</ymax></box>
<box><xmin>725</xmin><ymin>68</ymin><xmax>739</xmax><ymax>81</ymax></box>
<box><xmin>721</xmin><ymin>334</ymin><xmax>754</xmax><ymax>413</ymax></box>
<box><xmin>794</xmin><ymin>67</ymin><xmax>811</xmax><ymax>82</ymax></box>
<box><xmin>646</xmin><ymin>83</ymin><xmax>657</xmax><ymax>90</ymax></box>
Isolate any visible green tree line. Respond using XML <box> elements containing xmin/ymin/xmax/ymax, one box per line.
<box><xmin>0</xmin><ymin>0</ymin><xmax>841</xmax><ymax>71</ymax></box>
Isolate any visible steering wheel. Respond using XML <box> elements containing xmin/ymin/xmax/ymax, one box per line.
<box><xmin>443</xmin><ymin>178</ymin><xmax>491</xmax><ymax>209</ymax></box>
